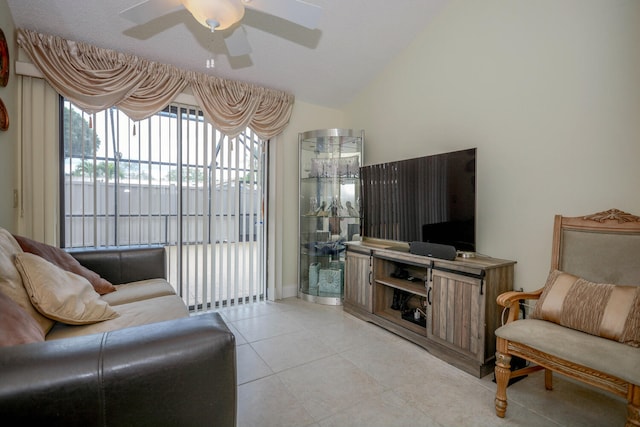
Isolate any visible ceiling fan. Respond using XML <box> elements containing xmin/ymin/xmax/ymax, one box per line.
<box><xmin>119</xmin><ymin>0</ymin><xmax>323</xmax><ymax>57</ymax></box>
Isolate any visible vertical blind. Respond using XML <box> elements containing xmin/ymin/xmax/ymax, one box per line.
<box><xmin>62</xmin><ymin>99</ymin><xmax>267</xmax><ymax>309</ymax></box>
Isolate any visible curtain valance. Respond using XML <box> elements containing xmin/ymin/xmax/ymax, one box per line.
<box><xmin>17</xmin><ymin>29</ymin><xmax>294</xmax><ymax>139</ymax></box>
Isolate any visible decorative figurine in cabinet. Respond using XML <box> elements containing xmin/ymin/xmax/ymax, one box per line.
<box><xmin>298</xmin><ymin>129</ymin><xmax>364</xmax><ymax>305</ymax></box>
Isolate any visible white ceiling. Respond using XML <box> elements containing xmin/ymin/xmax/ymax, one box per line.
<box><xmin>6</xmin><ymin>0</ymin><xmax>446</xmax><ymax>108</ymax></box>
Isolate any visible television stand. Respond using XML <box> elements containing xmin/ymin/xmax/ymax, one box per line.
<box><xmin>344</xmin><ymin>241</ymin><xmax>515</xmax><ymax>378</ymax></box>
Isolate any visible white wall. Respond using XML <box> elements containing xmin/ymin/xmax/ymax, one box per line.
<box><xmin>0</xmin><ymin>0</ymin><xmax>18</xmax><ymax>230</ymax></box>
<box><xmin>343</xmin><ymin>0</ymin><xmax>640</xmax><ymax>291</ymax></box>
<box><xmin>270</xmin><ymin>100</ymin><xmax>345</xmax><ymax>299</ymax></box>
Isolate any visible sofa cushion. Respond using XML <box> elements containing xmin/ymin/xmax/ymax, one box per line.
<box><xmin>15</xmin><ymin>253</ymin><xmax>119</xmax><ymax>325</ymax></box>
<box><xmin>0</xmin><ymin>229</ymin><xmax>54</xmax><ymax>334</ymax></box>
<box><xmin>496</xmin><ymin>319</ymin><xmax>640</xmax><ymax>386</ymax></box>
<box><xmin>13</xmin><ymin>234</ymin><xmax>116</xmax><ymax>295</ymax></box>
<box><xmin>46</xmin><ymin>294</ymin><xmax>189</xmax><ymax>340</ymax></box>
<box><xmin>531</xmin><ymin>270</ymin><xmax>640</xmax><ymax>347</ymax></box>
<box><xmin>0</xmin><ymin>289</ymin><xmax>45</xmax><ymax>347</ymax></box>
<box><xmin>100</xmin><ymin>278</ymin><xmax>176</xmax><ymax>306</ymax></box>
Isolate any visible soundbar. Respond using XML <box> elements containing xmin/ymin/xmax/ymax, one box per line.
<box><xmin>409</xmin><ymin>241</ymin><xmax>457</xmax><ymax>261</ymax></box>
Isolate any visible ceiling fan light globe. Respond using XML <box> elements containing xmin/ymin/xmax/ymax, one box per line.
<box><xmin>182</xmin><ymin>0</ymin><xmax>245</xmax><ymax>31</ymax></box>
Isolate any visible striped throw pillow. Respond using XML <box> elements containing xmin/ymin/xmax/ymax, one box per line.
<box><xmin>531</xmin><ymin>270</ymin><xmax>640</xmax><ymax>347</ymax></box>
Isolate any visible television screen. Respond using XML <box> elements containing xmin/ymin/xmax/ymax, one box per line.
<box><xmin>360</xmin><ymin>148</ymin><xmax>476</xmax><ymax>251</ymax></box>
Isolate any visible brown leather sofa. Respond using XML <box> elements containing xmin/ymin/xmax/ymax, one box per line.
<box><xmin>0</xmin><ymin>246</ymin><xmax>237</xmax><ymax>427</ymax></box>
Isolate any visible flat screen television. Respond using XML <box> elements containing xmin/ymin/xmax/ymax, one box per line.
<box><xmin>360</xmin><ymin>148</ymin><xmax>476</xmax><ymax>252</ymax></box>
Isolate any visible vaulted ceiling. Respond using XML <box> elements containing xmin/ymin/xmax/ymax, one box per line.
<box><xmin>6</xmin><ymin>0</ymin><xmax>446</xmax><ymax>108</ymax></box>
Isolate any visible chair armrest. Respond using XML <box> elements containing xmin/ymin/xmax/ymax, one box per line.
<box><xmin>496</xmin><ymin>289</ymin><xmax>542</xmax><ymax>308</ymax></box>
<box><xmin>0</xmin><ymin>312</ymin><xmax>236</xmax><ymax>427</ymax></box>
<box><xmin>69</xmin><ymin>246</ymin><xmax>166</xmax><ymax>285</ymax></box>
<box><xmin>496</xmin><ymin>288</ymin><xmax>543</xmax><ymax>324</ymax></box>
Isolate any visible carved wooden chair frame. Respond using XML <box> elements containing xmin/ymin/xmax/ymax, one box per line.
<box><xmin>494</xmin><ymin>208</ymin><xmax>640</xmax><ymax>426</ymax></box>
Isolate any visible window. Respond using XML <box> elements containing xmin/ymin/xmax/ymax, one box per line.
<box><xmin>61</xmin><ymin>99</ymin><xmax>267</xmax><ymax>308</ymax></box>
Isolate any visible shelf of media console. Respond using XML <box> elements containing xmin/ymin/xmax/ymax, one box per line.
<box><xmin>373</xmin><ymin>276</ymin><xmax>428</xmax><ymax>298</ymax></box>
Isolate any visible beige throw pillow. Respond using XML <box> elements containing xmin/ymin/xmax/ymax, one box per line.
<box><xmin>531</xmin><ymin>270</ymin><xmax>640</xmax><ymax>347</ymax></box>
<box><xmin>0</xmin><ymin>229</ymin><xmax>54</xmax><ymax>334</ymax></box>
<box><xmin>14</xmin><ymin>253</ymin><xmax>119</xmax><ymax>325</ymax></box>
<box><xmin>12</xmin><ymin>234</ymin><xmax>116</xmax><ymax>295</ymax></box>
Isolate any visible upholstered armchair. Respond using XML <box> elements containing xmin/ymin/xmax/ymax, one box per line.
<box><xmin>493</xmin><ymin>209</ymin><xmax>640</xmax><ymax>426</ymax></box>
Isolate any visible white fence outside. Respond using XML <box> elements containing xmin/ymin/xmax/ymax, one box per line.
<box><xmin>64</xmin><ymin>180</ymin><xmax>261</xmax><ymax>247</ymax></box>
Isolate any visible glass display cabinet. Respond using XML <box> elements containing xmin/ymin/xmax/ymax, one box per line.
<box><xmin>298</xmin><ymin>128</ymin><xmax>364</xmax><ymax>305</ymax></box>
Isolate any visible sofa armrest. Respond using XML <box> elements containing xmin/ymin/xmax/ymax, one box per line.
<box><xmin>0</xmin><ymin>312</ymin><xmax>237</xmax><ymax>427</ymax></box>
<box><xmin>69</xmin><ymin>246</ymin><xmax>167</xmax><ymax>285</ymax></box>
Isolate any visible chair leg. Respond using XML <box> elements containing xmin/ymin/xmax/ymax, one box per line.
<box><xmin>495</xmin><ymin>351</ymin><xmax>511</xmax><ymax>418</ymax></box>
<box><xmin>628</xmin><ymin>384</ymin><xmax>640</xmax><ymax>427</ymax></box>
<box><xmin>544</xmin><ymin>369</ymin><xmax>553</xmax><ymax>390</ymax></box>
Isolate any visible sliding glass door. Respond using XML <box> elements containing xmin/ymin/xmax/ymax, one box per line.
<box><xmin>61</xmin><ymin>99</ymin><xmax>267</xmax><ymax>308</ymax></box>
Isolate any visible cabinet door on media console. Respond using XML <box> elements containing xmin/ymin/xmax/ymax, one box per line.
<box><xmin>344</xmin><ymin>250</ymin><xmax>373</xmax><ymax>313</ymax></box>
<box><xmin>427</xmin><ymin>269</ymin><xmax>485</xmax><ymax>363</ymax></box>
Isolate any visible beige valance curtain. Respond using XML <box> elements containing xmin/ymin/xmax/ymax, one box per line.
<box><xmin>17</xmin><ymin>28</ymin><xmax>294</xmax><ymax>139</ymax></box>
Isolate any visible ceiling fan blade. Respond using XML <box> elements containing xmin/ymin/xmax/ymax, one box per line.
<box><xmin>244</xmin><ymin>0</ymin><xmax>323</xmax><ymax>30</ymax></box>
<box><xmin>224</xmin><ymin>26</ymin><xmax>252</xmax><ymax>57</ymax></box>
<box><xmin>120</xmin><ymin>0</ymin><xmax>184</xmax><ymax>25</ymax></box>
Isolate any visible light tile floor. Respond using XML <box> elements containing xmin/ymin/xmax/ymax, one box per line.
<box><xmin>216</xmin><ymin>298</ymin><xmax>626</xmax><ymax>427</ymax></box>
